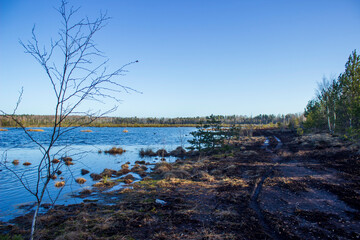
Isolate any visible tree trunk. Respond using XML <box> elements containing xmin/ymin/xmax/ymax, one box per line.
<box><xmin>30</xmin><ymin>202</ymin><xmax>40</xmax><ymax>240</ymax></box>
<box><xmin>327</xmin><ymin>105</ymin><xmax>332</xmax><ymax>133</ymax></box>
<box><xmin>333</xmin><ymin>109</ymin><xmax>336</xmax><ymax>132</ymax></box>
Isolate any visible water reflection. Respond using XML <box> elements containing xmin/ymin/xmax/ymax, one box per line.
<box><xmin>0</xmin><ymin>127</ymin><xmax>194</xmax><ymax>221</ymax></box>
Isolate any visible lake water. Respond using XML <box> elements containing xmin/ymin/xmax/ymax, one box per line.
<box><xmin>0</xmin><ymin>127</ymin><xmax>195</xmax><ymax>221</ymax></box>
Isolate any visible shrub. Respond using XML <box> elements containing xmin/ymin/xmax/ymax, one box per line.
<box><xmin>297</xmin><ymin>127</ymin><xmax>304</xmax><ymax>136</ymax></box>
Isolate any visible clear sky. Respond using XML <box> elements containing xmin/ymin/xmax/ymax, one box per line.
<box><xmin>1</xmin><ymin>0</ymin><xmax>359</xmax><ymax>118</ymax></box>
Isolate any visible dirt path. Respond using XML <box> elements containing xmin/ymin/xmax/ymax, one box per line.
<box><xmin>253</xmin><ymin>134</ymin><xmax>360</xmax><ymax>239</ymax></box>
<box><xmin>249</xmin><ymin>136</ymin><xmax>283</xmax><ymax>240</ymax></box>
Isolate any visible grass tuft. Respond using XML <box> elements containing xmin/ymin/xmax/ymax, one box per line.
<box><xmin>55</xmin><ymin>181</ymin><xmax>65</xmax><ymax>188</ymax></box>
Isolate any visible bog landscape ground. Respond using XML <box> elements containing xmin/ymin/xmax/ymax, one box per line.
<box><xmin>1</xmin><ymin>128</ymin><xmax>359</xmax><ymax>239</ymax></box>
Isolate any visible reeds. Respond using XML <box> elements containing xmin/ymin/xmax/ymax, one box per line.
<box><xmin>139</xmin><ymin>148</ymin><xmax>156</xmax><ymax>157</ymax></box>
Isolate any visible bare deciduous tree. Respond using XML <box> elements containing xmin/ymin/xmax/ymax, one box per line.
<box><xmin>0</xmin><ymin>1</ymin><xmax>137</xmax><ymax>239</ymax></box>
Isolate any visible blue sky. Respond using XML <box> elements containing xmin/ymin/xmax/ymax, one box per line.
<box><xmin>1</xmin><ymin>0</ymin><xmax>359</xmax><ymax>117</ymax></box>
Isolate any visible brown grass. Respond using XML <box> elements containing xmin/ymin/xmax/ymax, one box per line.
<box><xmin>62</xmin><ymin>157</ymin><xmax>72</xmax><ymax>162</ymax></box>
<box><xmin>80</xmin><ymin>129</ymin><xmax>93</xmax><ymax>132</ymax></box>
<box><xmin>139</xmin><ymin>148</ymin><xmax>156</xmax><ymax>157</ymax></box>
<box><xmin>220</xmin><ymin>177</ymin><xmax>249</xmax><ymax>187</ymax></box>
<box><xmin>153</xmin><ymin>162</ymin><xmax>172</xmax><ymax>174</ymax></box>
<box><xmin>124</xmin><ymin>179</ymin><xmax>133</xmax><ymax>184</ymax></box>
<box><xmin>55</xmin><ymin>181</ymin><xmax>65</xmax><ymax>188</ymax></box>
<box><xmin>52</xmin><ymin>159</ymin><xmax>60</xmax><ymax>164</ymax></box>
<box><xmin>64</xmin><ymin>161</ymin><xmax>74</xmax><ymax>166</ymax></box>
<box><xmin>12</xmin><ymin>160</ymin><xmax>19</xmax><ymax>165</ymax></box>
<box><xmin>121</xmin><ymin>163</ymin><xmax>129</xmax><ymax>169</ymax></box>
<box><xmin>75</xmin><ymin>178</ymin><xmax>87</xmax><ymax>184</ymax></box>
<box><xmin>0</xmin><ymin>128</ymin><xmax>8</xmax><ymax>131</ymax></box>
<box><xmin>26</xmin><ymin>129</ymin><xmax>44</xmax><ymax>132</ymax></box>
<box><xmin>105</xmin><ymin>147</ymin><xmax>126</xmax><ymax>154</ymax></box>
<box><xmin>163</xmin><ymin>170</ymin><xmax>190</xmax><ymax>180</ymax></box>
<box><xmin>80</xmin><ymin>189</ymin><xmax>92</xmax><ymax>195</ymax></box>
<box><xmin>23</xmin><ymin>162</ymin><xmax>31</xmax><ymax>166</ymax></box>
<box><xmin>123</xmin><ymin>174</ymin><xmax>135</xmax><ymax>180</ymax></box>
<box><xmin>117</xmin><ymin>168</ymin><xmax>131</xmax><ymax>176</ymax></box>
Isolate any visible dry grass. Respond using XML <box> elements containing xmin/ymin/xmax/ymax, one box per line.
<box><xmin>131</xmin><ymin>164</ymin><xmax>147</xmax><ymax>174</ymax></box>
<box><xmin>163</xmin><ymin>170</ymin><xmax>190</xmax><ymax>180</ymax></box>
<box><xmin>117</xmin><ymin>168</ymin><xmax>131</xmax><ymax>176</ymax></box>
<box><xmin>55</xmin><ymin>181</ymin><xmax>65</xmax><ymax>188</ymax></box>
<box><xmin>153</xmin><ymin>162</ymin><xmax>173</xmax><ymax>174</ymax></box>
<box><xmin>62</xmin><ymin>156</ymin><xmax>74</xmax><ymax>166</ymax></box>
<box><xmin>79</xmin><ymin>189</ymin><xmax>92</xmax><ymax>195</ymax></box>
<box><xmin>105</xmin><ymin>147</ymin><xmax>126</xmax><ymax>154</ymax></box>
<box><xmin>124</xmin><ymin>179</ymin><xmax>133</xmax><ymax>184</ymax></box>
<box><xmin>121</xmin><ymin>163</ymin><xmax>129</xmax><ymax>169</ymax></box>
<box><xmin>93</xmin><ymin>176</ymin><xmax>116</xmax><ymax>188</ymax></box>
<box><xmin>12</xmin><ymin>160</ymin><xmax>19</xmax><ymax>165</ymax></box>
<box><xmin>93</xmin><ymin>182</ymin><xmax>105</xmax><ymax>188</ymax></box>
<box><xmin>120</xmin><ymin>188</ymin><xmax>133</xmax><ymax>194</ymax></box>
<box><xmin>26</xmin><ymin>129</ymin><xmax>44</xmax><ymax>132</ymax></box>
<box><xmin>75</xmin><ymin>178</ymin><xmax>87</xmax><ymax>184</ymax></box>
<box><xmin>80</xmin><ymin>129</ymin><xmax>92</xmax><ymax>132</ymax></box>
<box><xmin>64</xmin><ymin>160</ymin><xmax>74</xmax><ymax>166</ymax></box>
<box><xmin>0</xmin><ymin>128</ymin><xmax>8</xmax><ymax>131</ymax></box>
<box><xmin>52</xmin><ymin>158</ymin><xmax>60</xmax><ymax>164</ymax></box>
<box><xmin>220</xmin><ymin>177</ymin><xmax>249</xmax><ymax>187</ymax></box>
<box><xmin>139</xmin><ymin>148</ymin><xmax>156</xmax><ymax>157</ymax></box>
<box><xmin>192</xmin><ymin>170</ymin><xmax>215</xmax><ymax>182</ymax></box>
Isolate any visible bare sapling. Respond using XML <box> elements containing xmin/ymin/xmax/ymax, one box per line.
<box><xmin>0</xmin><ymin>1</ymin><xmax>137</xmax><ymax>239</ymax></box>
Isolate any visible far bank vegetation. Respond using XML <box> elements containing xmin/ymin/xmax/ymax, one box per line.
<box><xmin>0</xmin><ymin>114</ymin><xmax>303</xmax><ymax>128</ymax></box>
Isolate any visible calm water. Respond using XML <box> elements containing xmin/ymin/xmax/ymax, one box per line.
<box><xmin>0</xmin><ymin>127</ymin><xmax>194</xmax><ymax>221</ymax></box>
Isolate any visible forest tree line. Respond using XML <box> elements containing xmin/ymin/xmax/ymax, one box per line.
<box><xmin>304</xmin><ymin>50</ymin><xmax>360</xmax><ymax>139</ymax></box>
<box><xmin>0</xmin><ymin>113</ymin><xmax>303</xmax><ymax>128</ymax></box>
